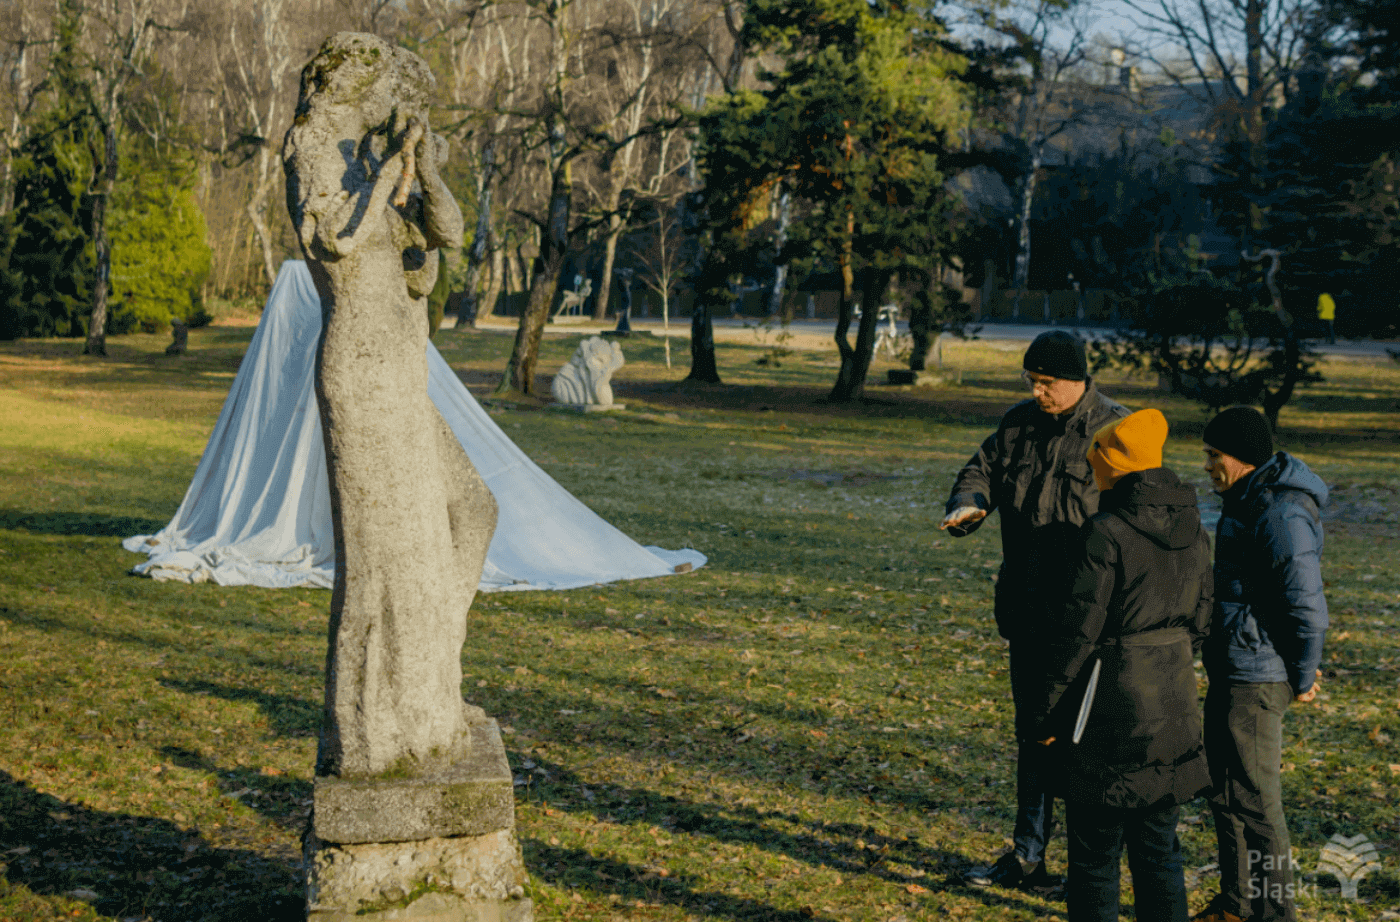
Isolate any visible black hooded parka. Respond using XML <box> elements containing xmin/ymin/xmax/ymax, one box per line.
<box><xmin>1028</xmin><ymin>467</ymin><xmax>1214</xmax><ymax>809</ymax></box>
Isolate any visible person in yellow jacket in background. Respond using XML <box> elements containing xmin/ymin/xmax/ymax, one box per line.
<box><xmin>1316</xmin><ymin>292</ymin><xmax>1336</xmax><ymax>344</ymax></box>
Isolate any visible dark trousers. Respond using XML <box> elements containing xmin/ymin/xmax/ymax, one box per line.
<box><xmin>1009</xmin><ymin>642</ymin><xmax>1054</xmax><ymax>865</ymax></box>
<box><xmin>1205</xmin><ymin>681</ymin><xmax>1296</xmax><ymax>922</ymax></box>
<box><xmin>1066</xmin><ymin>800</ymin><xmax>1187</xmax><ymax>922</ymax></box>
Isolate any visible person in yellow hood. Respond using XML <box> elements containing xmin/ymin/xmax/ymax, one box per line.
<box><xmin>1030</xmin><ymin>409</ymin><xmax>1213</xmax><ymax>922</ymax></box>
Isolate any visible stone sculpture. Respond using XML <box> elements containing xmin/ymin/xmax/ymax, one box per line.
<box><xmin>283</xmin><ymin>31</ymin><xmax>530</xmax><ymax>922</ymax></box>
<box><xmin>551</xmin><ymin>274</ymin><xmax>591</xmax><ymax>324</ymax></box>
<box><xmin>551</xmin><ymin>335</ymin><xmax>625</xmax><ymax>408</ymax></box>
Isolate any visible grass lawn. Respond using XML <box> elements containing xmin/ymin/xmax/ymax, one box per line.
<box><xmin>1</xmin><ymin>321</ymin><xmax>1397</xmax><ymax>921</ymax></box>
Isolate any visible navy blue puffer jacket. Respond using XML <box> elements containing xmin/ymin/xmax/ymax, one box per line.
<box><xmin>1205</xmin><ymin>452</ymin><xmax>1329</xmax><ymax>694</ymax></box>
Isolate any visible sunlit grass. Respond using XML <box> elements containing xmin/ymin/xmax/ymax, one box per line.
<box><xmin>0</xmin><ymin>323</ymin><xmax>1397</xmax><ymax>920</ymax></box>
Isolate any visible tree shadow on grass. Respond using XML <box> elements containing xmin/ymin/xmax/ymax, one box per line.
<box><xmin>142</xmin><ymin>676</ymin><xmax>1055</xmax><ymax>915</ymax></box>
<box><xmin>0</xmin><ymin>606</ymin><xmax>324</xmax><ymax>677</ymax></box>
<box><xmin>0</xmin><ymin>769</ymin><xmax>302</xmax><ymax>921</ymax></box>
<box><xmin>0</xmin><ymin>509</ymin><xmax>165</xmax><ymax>538</ymax></box>
<box><xmin>616</xmin><ymin>378</ymin><xmax>1010</xmax><ymax>425</ymax></box>
<box><xmin>517</xmin><ymin>756</ymin><xmax>1063</xmax><ymax>918</ymax></box>
<box><xmin>159</xmin><ymin>679</ymin><xmax>321</xmax><ymax>739</ymax></box>
<box><xmin>159</xmin><ymin>745</ymin><xmax>313</xmax><ymax>832</ymax></box>
<box><xmin>526</xmin><ymin>839</ymin><xmax>847</xmax><ymax>922</ymax></box>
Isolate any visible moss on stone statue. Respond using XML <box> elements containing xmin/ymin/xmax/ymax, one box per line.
<box><xmin>353</xmin><ymin>877</ymin><xmax>451</xmax><ymax>916</ymax></box>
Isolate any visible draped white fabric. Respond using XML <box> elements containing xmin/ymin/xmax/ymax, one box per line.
<box><xmin>123</xmin><ymin>260</ymin><xmax>705</xmax><ymax>591</ymax></box>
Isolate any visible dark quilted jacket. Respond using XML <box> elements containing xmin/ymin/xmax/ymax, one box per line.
<box><xmin>1206</xmin><ymin>451</ymin><xmax>1329</xmax><ymax>694</ymax></box>
<box><xmin>944</xmin><ymin>379</ymin><xmax>1128</xmax><ymax>638</ymax></box>
<box><xmin>1030</xmin><ymin>468</ymin><xmax>1214</xmax><ymax>809</ymax></box>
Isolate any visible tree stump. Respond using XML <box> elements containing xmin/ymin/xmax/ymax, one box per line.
<box><xmin>165</xmin><ymin>319</ymin><xmax>188</xmax><ymax>355</ymax></box>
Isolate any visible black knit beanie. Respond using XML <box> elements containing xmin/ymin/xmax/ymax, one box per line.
<box><xmin>1022</xmin><ymin>331</ymin><xmax>1088</xmax><ymax>381</ymax></box>
<box><xmin>1203</xmin><ymin>406</ymin><xmax>1274</xmax><ymax>466</ymax></box>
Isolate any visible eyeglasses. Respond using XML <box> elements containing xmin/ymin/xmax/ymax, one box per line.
<box><xmin>1020</xmin><ymin>371</ymin><xmax>1057</xmax><ymax>393</ymax></box>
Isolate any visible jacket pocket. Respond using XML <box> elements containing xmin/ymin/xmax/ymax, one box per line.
<box><xmin>1006</xmin><ymin>458</ymin><xmax>1037</xmax><ymax>512</ymax></box>
<box><xmin>1062</xmin><ymin>460</ymin><xmax>1096</xmax><ymax>525</ymax></box>
<box><xmin>1233</xmin><ymin>607</ymin><xmax>1263</xmax><ymax>652</ymax></box>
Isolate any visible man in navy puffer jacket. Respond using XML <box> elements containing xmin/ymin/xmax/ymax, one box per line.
<box><xmin>1194</xmin><ymin>406</ymin><xmax>1328</xmax><ymax>922</ymax></box>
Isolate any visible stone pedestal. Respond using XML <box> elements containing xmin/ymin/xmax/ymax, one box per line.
<box><xmin>306</xmin><ymin>720</ymin><xmax>533</xmax><ymax>921</ymax></box>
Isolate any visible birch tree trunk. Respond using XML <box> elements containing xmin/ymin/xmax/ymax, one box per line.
<box><xmin>1010</xmin><ymin>139</ymin><xmax>1043</xmax><ymax>299</ymax></box>
<box><xmin>245</xmin><ymin>146</ymin><xmax>280</xmax><ymax>288</ymax></box>
<box><xmin>84</xmin><ymin>124</ymin><xmax>117</xmax><ymax>356</ymax></box>
<box><xmin>82</xmin><ymin>0</ymin><xmax>157</xmax><ymax>356</ymax></box>
<box><xmin>226</xmin><ymin>0</ymin><xmax>289</xmax><ymax>290</ymax></box>
<box><xmin>455</xmin><ymin>140</ymin><xmax>496</xmax><ymax>328</ymax></box>
<box><xmin>481</xmin><ymin>226</ymin><xmax>505</xmax><ymax>315</ymax></box>
<box><xmin>498</xmin><ymin>0</ymin><xmax>572</xmax><ymax>396</ymax></box>
<box><xmin>2</xmin><ymin>29</ymin><xmax>34</xmax><ymax>216</ymax></box>
<box><xmin>767</xmin><ymin>185</ymin><xmax>791</xmax><ymax>317</ymax></box>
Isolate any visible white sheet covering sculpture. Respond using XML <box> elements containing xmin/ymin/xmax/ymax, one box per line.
<box><xmin>122</xmin><ymin>261</ymin><xmax>703</xmax><ymax>591</ymax></box>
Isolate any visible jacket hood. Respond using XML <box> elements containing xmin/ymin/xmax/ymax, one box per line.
<box><xmin>1237</xmin><ymin>452</ymin><xmax>1329</xmax><ymax>511</ymax></box>
<box><xmin>1104</xmin><ymin>468</ymin><xmax>1202</xmax><ymax>549</ymax></box>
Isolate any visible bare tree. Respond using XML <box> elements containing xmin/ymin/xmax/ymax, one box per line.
<box><xmin>1121</xmin><ymin>0</ymin><xmax>1311</xmax><ymax>104</ymax></box>
<box><xmin>217</xmin><ymin>0</ymin><xmax>292</xmax><ymax>289</ymax></box>
<box><xmin>586</xmin><ymin>0</ymin><xmax>696</xmax><ymax>320</ymax></box>
<box><xmin>431</xmin><ymin>4</ymin><xmax>528</xmax><ymax>329</ymax></box>
<box><xmin>1119</xmin><ymin>0</ymin><xmax>1314</xmax><ymax>244</ymax></box>
<box><xmin>991</xmin><ymin>0</ymin><xmax>1092</xmax><ymax>296</ymax></box>
<box><xmin>495</xmin><ymin>0</ymin><xmax>581</xmax><ymax>396</ymax></box>
<box><xmin>491</xmin><ymin>0</ymin><xmax>694</xmax><ymax>396</ymax></box>
<box><xmin>78</xmin><ymin>0</ymin><xmax>162</xmax><ymax>356</ymax></box>
<box><xmin>630</xmin><ymin>200</ymin><xmax>687</xmax><ymax>367</ymax></box>
<box><xmin>0</xmin><ymin>2</ymin><xmax>52</xmax><ymax>216</ymax></box>
<box><xmin>335</xmin><ymin>0</ymin><xmax>401</xmax><ymax>35</ymax></box>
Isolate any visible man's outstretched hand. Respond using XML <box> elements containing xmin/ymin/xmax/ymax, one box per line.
<box><xmin>940</xmin><ymin>507</ymin><xmax>989</xmax><ymax>531</ymax></box>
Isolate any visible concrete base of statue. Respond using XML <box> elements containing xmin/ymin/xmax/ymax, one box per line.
<box><xmin>305</xmin><ymin>720</ymin><xmax>533</xmax><ymax>922</ymax></box>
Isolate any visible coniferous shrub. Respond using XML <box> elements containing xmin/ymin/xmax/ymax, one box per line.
<box><xmin>107</xmin><ymin>139</ymin><xmax>212</xmax><ymax>334</ymax></box>
<box><xmin>0</xmin><ymin>115</ymin><xmax>97</xmax><ymax>340</ymax></box>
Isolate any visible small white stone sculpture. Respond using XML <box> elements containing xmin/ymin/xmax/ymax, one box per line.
<box><xmin>551</xmin><ymin>335</ymin><xmax>624</xmax><ymax>407</ymax></box>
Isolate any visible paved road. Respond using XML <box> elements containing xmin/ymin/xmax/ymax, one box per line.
<box><xmin>615</xmin><ymin>317</ymin><xmax>1398</xmax><ymax>359</ymax></box>
<box><xmin>473</xmin><ymin>314</ymin><xmax>1396</xmax><ymax>359</ymax></box>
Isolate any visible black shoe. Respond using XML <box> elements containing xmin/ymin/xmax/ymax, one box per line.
<box><xmin>1190</xmin><ymin>893</ymin><xmax>1249</xmax><ymax>922</ymax></box>
<box><xmin>964</xmin><ymin>853</ymin><xmax>1027</xmax><ymax>887</ymax></box>
<box><xmin>1020</xmin><ymin>862</ymin><xmax>1065</xmax><ymax>900</ymax></box>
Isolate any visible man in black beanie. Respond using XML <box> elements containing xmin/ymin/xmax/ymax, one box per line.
<box><xmin>1195</xmin><ymin>406</ymin><xmax>1329</xmax><ymax>922</ymax></box>
<box><xmin>940</xmin><ymin>331</ymin><xmax>1127</xmax><ymax>892</ymax></box>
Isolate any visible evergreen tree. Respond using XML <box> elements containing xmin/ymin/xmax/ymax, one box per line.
<box><xmin>693</xmin><ymin>0</ymin><xmax>971</xmax><ymax>399</ymax></box>
<box><xmin>0</xmin><ymin>11</ymin><xmax>96</xmax><ymax>340</ymax></box>
<box><xmin>106</xmin><ymin>135</ymin><xmax>211</xmax><ymax>334</ymax></box>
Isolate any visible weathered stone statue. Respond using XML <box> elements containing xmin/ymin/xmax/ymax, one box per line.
<box><xmin>284</xmin><ymin>32</ymin><xmax>530</xmax><ymax>922</ymax></box>
<box><xmin>551</xmin><ymin>335</ymin><xmax>625</xmax><ymax>408</ymax></box>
